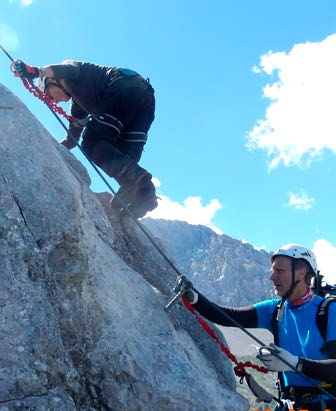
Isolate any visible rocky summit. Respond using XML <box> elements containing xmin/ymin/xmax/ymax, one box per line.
<box><xmin>0</xmin><ymin>83</ymin><xmax>249</xmax><ymax>410</ymax></box>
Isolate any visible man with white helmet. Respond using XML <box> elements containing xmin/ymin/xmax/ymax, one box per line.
<box><xmin>176</xmin><ymin>244</ymin><xmax>336</xmax><ymax>411</ymax></box>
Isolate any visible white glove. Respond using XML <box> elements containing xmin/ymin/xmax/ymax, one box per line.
<box><xmin>256</xmin><ymin>344</ymin><xmax>299</xmax><ymax>372</ymax></box>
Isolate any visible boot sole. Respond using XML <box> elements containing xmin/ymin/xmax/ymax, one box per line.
<box><xmin>122</xmin><ymin>197</ymin><xmax>158</xmax><ymax>219</ymax></box>
<box><xmin>110</xmin><ymin>173</ymin><xmax>151</xmax><ymax>211</ymax></box>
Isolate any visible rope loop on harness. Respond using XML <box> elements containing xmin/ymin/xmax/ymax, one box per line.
<box><xmin>182</xmin><ymin>296</ymin><xmax>269</xmax><ymax>377</ymax></box>
<box><xmin>21</xmin><ymin>78</ymin><xmax>74</xmax><ymax>123</ymax></box>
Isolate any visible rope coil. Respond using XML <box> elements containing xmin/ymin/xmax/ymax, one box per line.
<box><xmin>21</xmin><ymin>78</ymin><xmax>74</xmax><ymax>122</ymax></box>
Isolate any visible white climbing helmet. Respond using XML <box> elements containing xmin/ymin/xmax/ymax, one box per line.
<box><xmin>37</xmin><ymin>76</ymin><xmax>48</xmax><ymax>93</ymax></box>
<box><xmin>272</xmin><ymin>244</ymin><xmax>318</xmax><ymax>274</ymax></box>
<box><xmin>36</xmin><ymin>77</ymin><xmax>60</xmax><ymax>93</ymax></box>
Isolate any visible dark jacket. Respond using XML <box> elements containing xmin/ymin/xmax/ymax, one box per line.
<box><xmin>51</xmin><ymin>60</ymin><xmax>151</xmax><ymax>142</ymax></box>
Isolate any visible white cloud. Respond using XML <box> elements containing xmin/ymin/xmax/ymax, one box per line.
<box><xmin>313</xmin><ymin>239</ymin><xmax>336</xmax><ymax>285</ymax></box>
<box><xmin>247</xmin><ymin>34</ymin><xmax>336</xmax><ymax>169</ymax></box>
<box><xmin>9</xmin><ymin>0</ymin><xmax>33</xmax><ymax>6</ymax></box>
<box><xmin>146</xmin><ymin>181</ymin><xmax>222</xmax><ymax>233</ymax></box>
<box><xmin>287</xmin><ymin>190</ymin><xmax>314</xmax><ymax>211</ymax></box>
<box><xmin>152</xmin><ymin>177</ymin><xmax>161</xmax><ymax>188</ymax></box>
<box><xmin>0</xmin><ymin>24</ymin><xmax>19</xmax><ymax>51</ymax></box>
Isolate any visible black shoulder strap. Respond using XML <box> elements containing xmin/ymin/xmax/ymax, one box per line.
<box><xmin>271</xmin><ymin>301</ymin><xmax>281</xmax><ymax>346</ymax></box>
<box><xmin>316</xmin><ymin>297</ymin><xmax>336</xmax><ymax>342</ymax></box>
<box><xmin>271</xmin><ymin>302</ymin><xmax>284</xmax><ymax>396</ymax></box>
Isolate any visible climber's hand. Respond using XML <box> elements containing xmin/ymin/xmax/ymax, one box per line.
<box><xmin>12</xmin><ymin>60</ymin><xmax>39</xmax><ymax>79</ymax></box>
<box><xmin>256</xmin><ymin>344</ymin><xmax>299</xmax><ymax>372</ymax></box>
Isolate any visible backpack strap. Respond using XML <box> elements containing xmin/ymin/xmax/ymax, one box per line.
<box><xmin>271</xmin><ymin>302</ymin><xmax>285</xmax><ymax>397</ymax></box>
<box><xmin>271</xmin><ymin>301</ymin><xmax>281</xmax><ymax>346</ymax></box>
<box><xmin>316</xmin><ymin>296</ymin><xmax>336</xmax><ymax>352</ymax></box>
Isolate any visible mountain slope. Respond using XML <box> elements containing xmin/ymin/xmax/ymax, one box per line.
<box><xmin>0</xmin><ymin>82</ymin><xmax>248</xmax><ymax>411</ymax></box>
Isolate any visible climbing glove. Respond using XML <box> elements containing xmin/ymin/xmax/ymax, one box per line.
<box><xmin>256</xmin><ymin>344</ymin><xmax>299</xmax><ymax>372</ymax></box>
<box><xmin>174</xmin><ymin>275</ymin><xmax>199</xmax><ymax>304</ymax></box>
<box><xmin>12</xmin><ymin>60</ymin><xmax>39</xmax><ymax>79</ymax></box>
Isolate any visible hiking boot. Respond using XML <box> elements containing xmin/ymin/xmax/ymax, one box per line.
<box><xmin>110</xmin><ymin>170</ymin><xmax>151</xmax><ymax>211</ymax></box>
<box><xmin>126</xmin><ymin>178</ymin><xmax>158</xmax><ymax>218</ymax></box>
<box><xmin>129</xmin><ymin>196</ymin><xmax>158</xmax><ymax>218</ymax></box>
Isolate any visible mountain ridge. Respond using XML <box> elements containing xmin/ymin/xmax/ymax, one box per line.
<box><xmin>143</xmin><ymin>218</ymin><xmax>274</xmax><ymax>306</ymax></box>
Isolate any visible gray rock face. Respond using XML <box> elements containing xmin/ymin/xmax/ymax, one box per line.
<box><xmin>143</xmin><ymin>219</ymin><xmax>273</xmax><ymax>307</ymax></box>
<box><xmin>0</xmin><ymin>83</ymin><xmax>248</xmax><ymax>410</ymax></box>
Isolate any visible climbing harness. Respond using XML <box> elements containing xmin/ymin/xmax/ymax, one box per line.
<box><xmin>89</xmin><ymin>113</ymin><xmax>123</xmax><ymax>134</ymax></box>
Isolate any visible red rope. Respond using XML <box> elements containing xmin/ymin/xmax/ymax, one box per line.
<box><xmin>182</xmin><ymin>296</ymin><xmax>269</xmax><ymax>377</ymax></box>
<box><xmin>21</xmin><ymin>78</ymin><xmax>74</xmax><ymax>123</ymax></box>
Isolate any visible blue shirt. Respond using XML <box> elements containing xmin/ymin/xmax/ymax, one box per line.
<box><xmin>254</xmin><ymin>295</ymin><xmax>336</xmax><ymax>386</ymax></box>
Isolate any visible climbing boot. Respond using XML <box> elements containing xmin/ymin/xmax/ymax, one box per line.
<box><xmin>110</xmin><ymin>163</ymin><xmax>152</xmax><ymax>211</ymax></box>
<box><xmin>126</xmin><ymin>178</ymin><xmax>158</xmax><ymax>218</ymax></box>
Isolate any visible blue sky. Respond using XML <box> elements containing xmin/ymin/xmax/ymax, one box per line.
<box><xmin>1</xmin><ymin>0</ymin><xmax>336</xmax><ymax>284</ymax></box>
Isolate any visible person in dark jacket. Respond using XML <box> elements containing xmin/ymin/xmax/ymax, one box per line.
<box><xmin>176</xmin><ymin>244</ymin><xmax>336</xmax><ymax>411</ymax></box>
<box><xmin>13</xmin><ymin>59</ymin><xmax>158</xmax><ymax>218</ymax></box>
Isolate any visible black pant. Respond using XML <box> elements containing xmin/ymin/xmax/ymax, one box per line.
<box><xmin>81</xmin><ymin>80</ymin><xmax>155</xmax><ymax>179</ymax></box>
